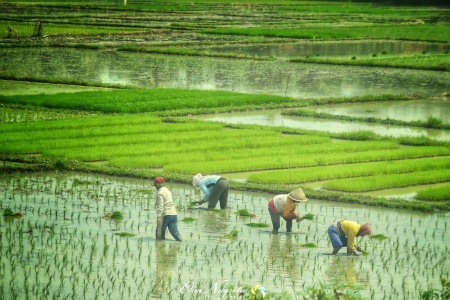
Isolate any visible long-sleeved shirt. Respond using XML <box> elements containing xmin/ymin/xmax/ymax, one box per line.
<box><xmin>270</xmin><ymin>194</ymin><xmax>299</xmax><ymax>219</ymax></box>
<box><xmin>198</xmin><ymin>175</ymin><xmax>221</xmax><ymax>202</ymax></box>
<box><xmin>156</xmin><ymin>186</ymin><xmax>177</xmax><ymax>218</ymax></box>
<box><xmin>336</xmin><ymin>220</ymin><xmax>361</xmax><ymax>253</ymax></box>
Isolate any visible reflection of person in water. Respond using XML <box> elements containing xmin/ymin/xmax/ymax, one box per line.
<box><xmin>326</xmin><ymin>254</ymin><xmax>358</xmax><ymax>284</ymax></box>
<box><xmin>152</xmin><ymin>242</ymin><xmax>179</xmax><ymax>298</ymax></box>
<box><xmin>267</xmin><ymin>234</ymin><xmax>302</xmax><ymax>283</ymax></box>
<box><xmin>328</xmin><ymin>220</ymin><xmax>371</xmax><ymax>256</ymax></box>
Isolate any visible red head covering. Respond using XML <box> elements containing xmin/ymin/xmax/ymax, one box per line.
<box><xmin>154</xmin><ymin>177</ymin><xmax>165</xmax><ymax>184</ymax></box>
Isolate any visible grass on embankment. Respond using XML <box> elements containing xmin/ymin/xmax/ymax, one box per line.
<box><xmin>282</xmin><ymin>109</ymin><xmax>450</xmax><ymax>130</ymax></box>
<box><xmin>290</xmin><ymin>52</ymin><xmax>450</xmax><ymax>72</ymax></box>
<box><xmin>0</xmin><ymin>22</ymin><xmax>142</xmax><ymax>39</ymax></box>
<box><xmin>201</xmin><ymin>25</ymin><xmax>450</xmax><ymax>43</ymax></box>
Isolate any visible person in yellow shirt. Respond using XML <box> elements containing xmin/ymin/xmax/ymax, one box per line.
<box><xmin>267</xmin><ymin>188</ymin><xmax>308</xmax><ymax>234</ymax></box>
<box><xmin>328</xmin><ymin>220</ymin><xmax>371</xmax><ymax>255</ymax></box>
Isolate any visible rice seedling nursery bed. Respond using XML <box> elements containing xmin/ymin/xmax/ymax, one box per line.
<box><xmin>0</xmin><ymin>173</ymin><xmax>448</xmax><ymax>299</ymax></box>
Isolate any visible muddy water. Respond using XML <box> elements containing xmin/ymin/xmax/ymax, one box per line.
<box><xmin>197</xmin><ymin>40</ymin><xmax>450</xmax><ymax>58</ymax></box>
<box><xmin>195</xmin><ymin>108</ymin><xmax>450</xmax><ymax>141</ymax></box>
<box><xmin>0</xmin><ymin>173</ymin><xmax>448</xmax><ymax>299</ymax></box>
<box><xmin>0</xmin><ymin>48</ymin><xmax>448</xmax><ymax>99</ymax></box>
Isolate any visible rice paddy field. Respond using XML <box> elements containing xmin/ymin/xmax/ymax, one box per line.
<box><xmin>0</xmin><ymin>0</ymin><xmax>449</xmax><ymax>299</ymax></box>
<box><xmin>1</xmin><ymin>173</ymin><xmax>449</xmax><ymax>299</ymax></box>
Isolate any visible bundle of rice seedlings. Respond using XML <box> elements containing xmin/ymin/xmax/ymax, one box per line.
<box><xmin>302</xmin><ymin>213</ymin><xmax>315</xmax><ymax>221</ymax></box>
<box><xmin>245</xmin><ymin>223</ymin><xmax>269</xmax><ymax>228</ymax></box>
<box><xmin>224</xmin><ymin>229</ymin><xmax>238</xmax><ymax>238</ymax></box>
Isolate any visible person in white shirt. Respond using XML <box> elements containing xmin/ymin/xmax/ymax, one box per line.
<box><xmin>154</xmin><ymin>177</ymin><xmax>182</xmax><ymax>242</ymax></box>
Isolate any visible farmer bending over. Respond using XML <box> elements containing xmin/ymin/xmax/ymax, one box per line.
<box><xmin>328</xmin><ymin>220</ymin><xmax>371</xmax><ymax>256</ymax></box>
<box><xmin>192</xmin><ymin>173</ymin><xmax>229</xmax><ymax>210</ymax></box>
<box><xmin>268</xmin><ymin>188</ymin><xmax>308</xmax><ymax>234</ymax></box>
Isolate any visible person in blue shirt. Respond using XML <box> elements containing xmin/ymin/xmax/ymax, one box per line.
<box><xmin>192</xmin><ymin>173</ymin><xmax>229</xmax><ymax>210</ymax></box>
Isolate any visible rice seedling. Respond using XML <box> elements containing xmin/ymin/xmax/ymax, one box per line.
<box><xmin>234</xmin><ymin>209</ymin><xmax>256</xmax><ymax>217</ymax></box>
<box><xmin>245</xmin><ymin>222</ymin><xmax>269</xmax><ymax>228</ymax></box>
<box><xmin>371</xmin><ymin>234</ymin><xmax>388</xmax><ymax>240</ymax></box>
<box><xmin>113</xmin><ymin>232</ymin><xmax>135</xmax><ymax>237</ymax></box>
<box><xmin>102</xmin><ymin>211</ymin><xmax>123</xmax><ymax>220</ymax></box>
<box><xmin>181</xmin><ymin>217</ymin><xmax>197</xmax><ymax>222</ymax></box>
<box><xmin>224</xmin><ymin>229</ymin><xmax>239</xmax><ymax>239</ymax></box>
<box><xmin>301</xmin><ymin>213</ymin><xmax>315</xmax><ymax>221</ymax></box>
<box><xmin>2</xmin><ymin>208</ymin><xmax>23</xmax><ymax>218</ymax></box>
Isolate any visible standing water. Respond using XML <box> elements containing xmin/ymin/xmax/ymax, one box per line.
<box><xmin>0</xmin><ymin>173</ymin><xmax>448</xmax><ymax>299</ymax></box>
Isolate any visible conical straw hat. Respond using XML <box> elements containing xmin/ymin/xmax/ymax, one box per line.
<box><xmin>288</xmin><ymin>188</ymin><xmax>308</xmax><ymax>202</ymax></box>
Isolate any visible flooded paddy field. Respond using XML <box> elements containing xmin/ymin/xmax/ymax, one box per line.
<box><xmin>0</xmin><ymin>47</ymin><xmax>448</xmax><ymax>99</ymax></box>
<box><xmin>195</xmin><ymin>103</ymin><xmax>450</xmax><ymax>141</ymax></box>
<box><xmin>197</xmin><ymin>40</ymin><xmax>450</xmax><ymax>58</ymax></box>
<box><xmin>0</xmin><ymin>173</ymin><xmax>448</xmax><ymax>299</ymax></box>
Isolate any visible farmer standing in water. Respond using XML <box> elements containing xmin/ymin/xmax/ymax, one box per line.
<box><xmin>154</xmin><ymin>177</ymin><xmax>182</xmax><ymax>242</ymax></box>
<box><xmin>268</xmin><ymin>188</ymin><xmax>308</xmax><ymax>234</ymax></box>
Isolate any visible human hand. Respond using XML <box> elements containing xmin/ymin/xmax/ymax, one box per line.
<box><xmin>157</xmin><ymin>217</ymin><xmax>162</xmax><ymax>224</ymax></box>
<box><xmin>296</xmin><ymin>216</ymin><xmax>303</xmax><ymax>222</ymax></box>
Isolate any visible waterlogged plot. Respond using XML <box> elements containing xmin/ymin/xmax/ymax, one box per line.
<box><xmin>0</xmin><ymin>173</ymin><xmax>448</xmax><ymax>299</ymax></box>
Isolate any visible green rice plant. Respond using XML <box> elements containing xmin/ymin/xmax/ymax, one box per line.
<box><xmin>3</xmin><ymin>208</ymin><xmax>23</xmax><ymax>218</ymax></box>
<box><xmin>290</xmin><ymin>52</ymin><xmax>450</xmax><ymax>72</ymax></box>
<box><xmin>416</xmin><ymin>185</ymin><xmax>450</xmax><ymax>202</ymax></box>
<box><xmin>0</xmin><ymin>22</ymin><xmax>141</xmax><ymax>39</ymax></box>
<box><xmin>202</xmin><ymin>24</ymin><xmax>450</xmax><ymax>43</ymax></box>
<box><xmin>102</xmin><ymin>211</ymin><xmax>123</xmax><ymax>220</ymax></box>
<box><xmin>371</xmin><ymin>234</ymin><xmax>388</xmax><ymax>240</ymax></box>
<box><xmin>113</xmin><ymin>232</ymin><xmax>135</xmax><ymax>237</ymax></box>
<box><xmin>420</xmin><ymin>278</ymin><xmax>450</xmax><ymax>300</ymax></box>
<box><xmin>224</xmin><ymin>229</ymin><xmax>238</xmax><ymax>238</ymax></box>
<box><xmin>301</xmin><ymin>213</ymin><xmax>314</xmax><ymax>221</ymax></box>
<box><xmin>248</xmin><ymin>156</ymin><xmax>450</xmax><ymax>184</ymax></box>
<box><xmin>234</xmin><ymin>209</ymin><xmax>256</xmax><ymax>217</ymax></box>
<box><xmin>181</xmin><ymin>217</ymin><xmax>197</xmax><ymax>222</ymax></box>
<box><xmin>284</xmin><ymin>109</ymin><xmax>450</xmax><ymax>129</ymax></box>
<box><xmin>245</xmin><ymin>223</ymin><xmax>269</xmax><ymax>228</ymax></box>
<box><xmin>0</xmin><ymin>89</ymin><xmax>295</xmax><ymax>114</ymax></box>
<box><xmin>323</xmin><ymin>169</ymin><xmax>450</xmax><ymax>192</ymax></box>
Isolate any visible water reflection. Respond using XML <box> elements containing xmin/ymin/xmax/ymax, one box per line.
<box><xmin>325</xmin><ymin>256</ymin><xmax>360</xmax><ymax>285</ymax></box>
<box><xmin>153</xmin><ymin>242</ymin><xmax>179</xmax><ymax>298</ymax></box>
<box><xmin>196</xmin><ymin>110</ymin><xmax>450</xmax><ymax>141</ymax></box>
<box><xmin>198</xmin><ymin>41</ymin><xmax>450</xmax><ymax>58</ymax></box>
<box><xmin>267</xmin><ymin>235</ymin><xmax>302</xmax><ymax>285</ymax></box>
<box><xmin>0</xmin><ymin>48</ymin><xmax>448</xmax><ymax>99</ymax></box>
<box><xmin>317</xmin><ymin>100</ymin><xmax>450</xmax><ymax>123</ymax></box>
